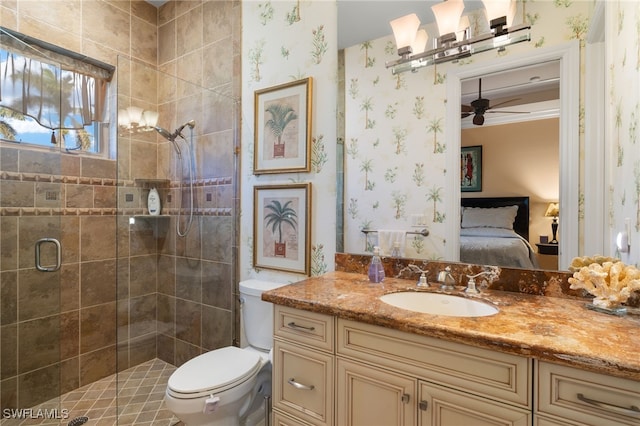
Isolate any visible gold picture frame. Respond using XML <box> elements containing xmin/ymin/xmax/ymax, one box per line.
<box><xmin>253</xmin><ymin>183</ymin><xmax>311</xmax><ymax>275</ymax></box>
<box><xmin>253</xmin><ymin>77</ymin><xmax>313</xmax><ymax>174</ymax></box>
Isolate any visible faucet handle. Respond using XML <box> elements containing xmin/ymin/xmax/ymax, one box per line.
<box><xmin>464</xmin><ymin>275</ymin><xmax>480</xmax><ymax>294</ymax></box>
<box><xmin>417</xmin><ymin>272</ymin><xmax>429</xmax><ymax>287</ymax></box>
<box><xmin>465</xmin><ymin>270</ymin><xmax>497</xmax><ymax>294</ymax></box>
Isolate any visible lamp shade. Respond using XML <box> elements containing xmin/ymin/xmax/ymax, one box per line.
<box><xmin>390</xmin><ymin>13</ymin><xmax>421</xmax><ymax>50</ymax></box>
<box><xmin>456</xmin><ymin>15</ymin><xmax>471</xmax><ymax>41</ymax></box>
<box><xmin>431</xmin><ymin>0</ymin><xmax>465</xmax><ymax>36</ymax></box>
<box><xmin>126</xmin><ymin>106</ymin><xmax>143</xmax><ymax>125</ymax></box>
<box><xmin>411</xmin><ymin>29</ymin><xmax>429</xmax><ymax>55</ymax></box>
<box><xmin>142</xmin><ymin>110</ymin><xmax>159</xmax><ymax>128</ymax></box>
<box><xmin>544</xmin><ymin>202</ymin><xmax>559</xmax><ymax>218</ymax></box>
<box><xmin>482</xmin><ymin>0</ymin><xmax>516</xmax><ymax>26</ymax></box>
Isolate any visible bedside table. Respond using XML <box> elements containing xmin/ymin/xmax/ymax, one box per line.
<box><xmin>536</xmin><ymin>243</ymin><xmax>559</xmax><ymax>255</ymax></box>
<box><xmin>536</xmin><ymin>243</ymin><xmax>558</xmax><ymax>270</ymax></box>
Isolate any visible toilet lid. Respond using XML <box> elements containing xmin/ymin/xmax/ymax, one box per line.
<box><xmin>168</xmin><ymin>347</ymin><xmax>262</xmax><ymax>396</ymax></box>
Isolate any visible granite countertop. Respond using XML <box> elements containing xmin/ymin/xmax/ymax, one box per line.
<box><xmin>262</xmin><ymin>271</ymin><xmax>640</xmax><ymax>381</ymax></box>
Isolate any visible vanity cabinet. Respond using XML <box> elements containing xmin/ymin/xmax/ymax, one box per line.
<box><xmin>272</xmin><ymin>306</ymin><xmax>335</xmax><ymax>426</ymax></box>
<box><xmin>337</xmin><ymin>357</ymin><xmax>416</xmax><ymax>425</ymax></box>
<box><xmin>272</xmin><ymin>306</ymin><xmax>531</xmax><ymax>425</ymax></box>
<box><xmin>337</xmin><ymin>319</ymin><xmax>531</xmax><ymax>426</ymax></box>
<box><xmin>535</xmin><ymin>361</ymin><xmax>640</xmax><ymax>426</ymax></box>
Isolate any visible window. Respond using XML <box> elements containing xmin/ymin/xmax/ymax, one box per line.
<box><xmin>0</xmin><ymin>27</ymin><xmax>113</xmax><ymax>154</ymax></box>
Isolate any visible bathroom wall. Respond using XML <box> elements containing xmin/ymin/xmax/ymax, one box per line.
<box><xmin>240</xmin><ymin>1</ymin><xmax>338</xmax><ymax>284</ymax></box>
<box><xmin>606</xmin><ymin>1</ymin><xmax>640</xmax><ymax>266</ymax></box>
<box><xmin>0</xmin><ymin>0</ymin><xmax>241</xmax><ymax>410</ymax></box>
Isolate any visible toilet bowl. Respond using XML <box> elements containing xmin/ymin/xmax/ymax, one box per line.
<box><xmin>165</xmin><ymin>279</ymin><xmax>285</xmax><ymax>426</ymax></box>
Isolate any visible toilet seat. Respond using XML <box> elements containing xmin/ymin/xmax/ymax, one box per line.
<box><xmin>167</xmin><ymin>347</ymin><xmax>262</xmax><ymax>400</ymax></box>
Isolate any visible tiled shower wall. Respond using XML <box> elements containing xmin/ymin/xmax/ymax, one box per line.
<box><xmin>151</xmin><ymin>0</ymin><xmax>240</xmax><ymax>367</ymax></box>
<box><xmin>0</xmin><ymin>0</ymin><xmax>240</xmax><ymax>410</ymax></box>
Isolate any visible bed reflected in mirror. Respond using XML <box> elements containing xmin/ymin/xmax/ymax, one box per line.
<box><xmin>460</xmin><ymin>197</ymin><xmax>539</xmax><ymax>269</ymax></box>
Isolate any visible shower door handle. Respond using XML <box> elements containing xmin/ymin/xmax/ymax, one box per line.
<box><xmin>35</xmin><ymin>238</ymin><xmax>62</xmax><ymax>272</ymax></box>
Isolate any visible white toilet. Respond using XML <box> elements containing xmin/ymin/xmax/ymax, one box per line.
<box><xmin>165</xmin><ymin>279</ymin><xmax>285</xmax><ymax>426</ymax></box>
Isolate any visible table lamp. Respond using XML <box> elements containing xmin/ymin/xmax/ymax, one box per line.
<box><xmin>544</xmin><ymin>202</ymin><xmax>559</xmax><ymax>244</ymax></box>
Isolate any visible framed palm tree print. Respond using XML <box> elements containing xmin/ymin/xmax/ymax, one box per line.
<box><xmin>254</xmin><ymin>183</ymin><xmax>311</xmax><ymax>275</ymax></box>
<box><xmin>253</xmin><ymin>77</ymin><xmax>312</xmax><ymax>174</ymax></box>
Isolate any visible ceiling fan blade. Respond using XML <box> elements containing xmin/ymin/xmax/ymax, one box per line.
<box><xmin>461</xmin><ymin>104</ymin><xmax>474</xmax><ymax>113</ymax></box>
<box><xmin>488</xmin><ymin>98</ymin><xmax>521</xmax><ymax>109</ymax></box>
<box><xmin>461</xmin><ymin>112</ymin><xmax>472</xmax><ymax>118</ymax></box>
<box><xmin>485</xmin><ymin>110</ymin><xmax>530</xmax><ymax>114</ymax></box>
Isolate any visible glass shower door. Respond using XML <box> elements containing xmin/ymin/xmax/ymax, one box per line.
<box><xmin>0</xmin><ymin>139</ymin><xmax>67</xmax><ymax>421</ymax></box>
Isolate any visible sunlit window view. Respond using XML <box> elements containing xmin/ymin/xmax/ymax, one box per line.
<box><xmin>0</xmin><ymin>46</ymin><xmax>109</xmax><ymax>154</ymax></box>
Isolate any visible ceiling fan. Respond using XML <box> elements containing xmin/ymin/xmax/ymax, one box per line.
<box><xmin>461</xmin><ymin>78</ymin><xmax>528</xmax><ymax>126</ymax></box>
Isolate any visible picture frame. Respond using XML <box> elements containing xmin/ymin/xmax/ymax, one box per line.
<box><xmin>461</xmin><ymin>145</ymin><xmax>482</xmax><ymax>192</ymax></box>
<box><xmin>253</xmin><ymin>77</ymin><xmax>313</xmax><ymax>174</ymax></box>
<box><xmin>253</xmin><ymin>183</ymin><xmax>311</xmax><ymax>275</ymax></box>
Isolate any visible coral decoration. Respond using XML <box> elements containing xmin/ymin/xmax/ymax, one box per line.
<box><xmin>568</xmin><ymin>255</ymin><xmax>619</xmax><ymax>272</ymax></box>
<box><xmin>568</xmin><ymin>258</ymin><xmax>640</xmax><ymax>309</ymax></box>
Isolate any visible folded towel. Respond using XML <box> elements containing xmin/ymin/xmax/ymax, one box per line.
<box><xmin>377</xmin><ymin>230</ymin><xmax>406</xmax><ymax>257</ymax></box>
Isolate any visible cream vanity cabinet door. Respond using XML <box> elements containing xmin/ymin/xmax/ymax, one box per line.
<box><xmin>337</xmin><ymin>357</ymin><xmax>417</xmax><ymax>426</ymax></box>
<box><xmin>418</xmin><ymin>381</ymin><xmax>531</xmax><ymax>426</ymax></box>
<box><xmin>536</xmin><ymin>361</ymin><xmax>640</xmax><ymax>426</ymax></box>
<box><xmin>272</xmin><ymin>306</ymin><xmax>335</xmax><ymax>426</ymax></box>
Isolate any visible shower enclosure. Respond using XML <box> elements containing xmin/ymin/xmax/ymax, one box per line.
<box><xmin>1</xmin><ymin>28</ymin><xmax>239</xmax><ymax>422</ymax></box>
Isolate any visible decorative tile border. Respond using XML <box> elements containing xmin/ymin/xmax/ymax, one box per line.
<box><xmin>1</xmin><ymin>172</ymin><xmax>234</xmax><ymax>217</ymax></box>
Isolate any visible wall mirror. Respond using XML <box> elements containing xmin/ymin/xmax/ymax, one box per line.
<box><xmin>443</xmin><ymin>42</ymin><xmax>580</xmax><ymax>271</ymax></box>
<box><xmin>336</xmin><ymin>2</ymin><xmax>591</xmax><ymax>272</ymax></box>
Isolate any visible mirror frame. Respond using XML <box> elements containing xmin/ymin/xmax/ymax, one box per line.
<box><xmin>444</xmin><ymin>41</ymin><xmax>581</xmax><ymax>270</ymax></box>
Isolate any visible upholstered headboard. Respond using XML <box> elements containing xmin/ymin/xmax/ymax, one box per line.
<box><xmin>461</xmin><ymin>196</ymin><xmax>530</xmax><ymax>241</ymax></box>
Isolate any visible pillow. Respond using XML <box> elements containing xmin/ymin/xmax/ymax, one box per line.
<box><xmin>461</xmin><ymin>205</ymin><xmax>518</xmax><ymax>230</ymax></box>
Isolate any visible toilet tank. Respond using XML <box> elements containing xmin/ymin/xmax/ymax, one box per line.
<box><xmin>239</xmin><ymin>279</ymin><xmax>286</xmax><ymax>351</ymax></box>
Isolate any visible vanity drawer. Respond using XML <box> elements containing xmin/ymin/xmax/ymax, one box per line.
<box><xmin>337</xmin><ymin>319</ymin><xmax>531</xmax><ymax>408</ymax></box>
<box><xmin>537</xmin><ymin>361</ymin><xmax>640</xmax><ymax>426</ymax></box>
<box><xmin>272</xmin><ymin>340</ymin><xmax>334</xmax><ymax>426</ymax></box>
<box><xmin>273</xmin><ymin>409</ymin><xmax>315</xmax><ymax>426</ymax></box>
<box><xmin>274</xmin><ymin>305</ymin><xmax>334</xmax><ymax>352</ymax></box>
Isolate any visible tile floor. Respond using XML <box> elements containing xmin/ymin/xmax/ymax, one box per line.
<box><xmin>1</xmin><ymin>359</ymin><xmax>180</xmax><ymax>426</ymax></box>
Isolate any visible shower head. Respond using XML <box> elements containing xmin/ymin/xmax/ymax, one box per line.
<box><xmin>154</xmin><ymin>126</ymin><xmax>174</xmax><ymax>141</ymax></box>
<box><xmin>154</xmin><ymin>126</ymin><xmax>182</xmax><ymax>157</ymax></box>
<box><xmin>174</xmin><ymin>120</ymin><xmax>196</xmax><ymax>139</ymax></box>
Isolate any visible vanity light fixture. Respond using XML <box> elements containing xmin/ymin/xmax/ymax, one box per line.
<box><xmin>386</xmin><ymin>0</ymin><xmax>531</xmax><ymax>75</ymax></box>
<box><xmin>118</xmin><ymin>106</ymin><xmax>159</xmax><ymax>134</ymax></box>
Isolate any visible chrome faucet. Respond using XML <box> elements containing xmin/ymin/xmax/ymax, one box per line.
<box><xmin>437</xmin><ymin>266</ymin><xmax>456</xmax><ymax>291</ymax></box>
<box><xmin>464</xmin><ymin>271</ymin><xmax>494</xmax><ymax>294</ymax></box>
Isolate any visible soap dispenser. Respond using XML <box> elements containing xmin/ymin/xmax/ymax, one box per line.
<box><xmin>368</xmin><ymin>246</ymin><xmax>385</xmax><ymax>283</ymax></box>
<box><xmin>147</xmin><ymin>187</ymin><xmax>161</xmax><ymax>216</ymax></box>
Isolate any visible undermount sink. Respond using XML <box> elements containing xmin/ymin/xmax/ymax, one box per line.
<box><xmin>380</xmin><ymin>292</ymin><xmax>499</xmax><ymax>317</ymax></box>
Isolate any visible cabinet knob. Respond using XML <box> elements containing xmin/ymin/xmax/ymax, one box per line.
<box><xmin>401</xmin><ymin>394</ymin><xmax>410</xmax><ymax>404</ymax></box>
<box><xmin>419</xmin><ymin>400</ymin><xmax>429</xmax><ymax>411</ymax></box>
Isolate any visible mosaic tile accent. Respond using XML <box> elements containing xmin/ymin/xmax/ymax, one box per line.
<box><xmin>0</xmin><ymin>359</ymin><xmax>179</xmax><ymax>426</ymax></box>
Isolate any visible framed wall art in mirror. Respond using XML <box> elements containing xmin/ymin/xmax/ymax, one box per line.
<box><xmin>461</xmin><ymin>145</ymin><xmax>482</xmax><ymax>192</ymax></box>
<box><xmin>253</xmin><ymin>77</ymin><xmax>313</xmax><ymax>174</ymax></box>
<box><xmin>253</xmin><ymin>183</ymin><xmax>312</xmax><ymax>275</ymax></box>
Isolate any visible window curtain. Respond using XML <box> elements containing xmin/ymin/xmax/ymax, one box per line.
<box><xmin>0</xmin><ymin>27</ymin><xmax>112</xmax><ymax>131</ymax></box>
